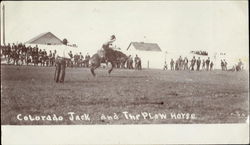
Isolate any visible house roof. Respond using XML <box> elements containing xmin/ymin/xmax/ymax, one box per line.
<box><xmin>26</xmin><ymin>32</ymin><xmax>63</xmax><ymax>45</ymax></box>
<box><xmin>127</xmin><ymin>42</ymin><xmax>162</xmax><ymax>52</ymax></box>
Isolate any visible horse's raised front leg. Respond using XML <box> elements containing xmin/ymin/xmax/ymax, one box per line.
<box><xmin>108</xmin><ymin>61</ymin><xmax>114</xmax><ymax>74</ymax></box>
<box><xmin>90</xmin><ymin>62</ymin><xmax>100</xmax><ymax>77</ymax></box>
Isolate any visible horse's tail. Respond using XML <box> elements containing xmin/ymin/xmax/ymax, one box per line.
<box><xmin>89</xmin><ymin>57</ymin><xmax>94</xmax><ymax>67</ymax></box>
<box><xmin>89</xmin><ymin>59</ymin><xmax>94</xmax><ymax>68</ymax></box>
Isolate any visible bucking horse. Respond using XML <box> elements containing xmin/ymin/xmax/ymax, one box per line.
<box><xmin>90</xmin><ymin>49</ymin><xmax>128</xmax><ymax>76</ymax></box>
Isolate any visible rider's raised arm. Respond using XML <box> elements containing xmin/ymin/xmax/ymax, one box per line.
<box><xmin>104</xmin><ymin>38</ymin><xmax>116</xmax><ymax>45</ymax></box>
<box><xmin>102</xmin><ymin>35</ymin><xmax>116</xmax><ymax>50</ymax></box>
<box><xmin>109</xmin><ymin>37</ymin><xmax>116</xmax><ymax>43</ymax></box>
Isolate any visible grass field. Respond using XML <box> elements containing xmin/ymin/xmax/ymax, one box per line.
<box><xmin>1</xmin><ymin>65</ymin><xmax>249</xmax><ymax>125</ymax></box>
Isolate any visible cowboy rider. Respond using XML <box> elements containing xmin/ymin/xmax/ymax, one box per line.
<box><xmin>102</xmin><ymin>35</ymin><xmax>116</xmax><ymax>59</ymax></box>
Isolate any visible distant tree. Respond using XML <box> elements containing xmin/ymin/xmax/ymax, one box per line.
<box><xmin>62</xmin><ymin>38</ymin><xmax>68</xmax><ymax>45</ymax></box>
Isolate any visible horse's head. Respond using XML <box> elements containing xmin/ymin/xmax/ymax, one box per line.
<box><xmin>118</xmin><ymin>50</ymin><xmax>129</xmax><ymax>63</ymax></box>
<box><xmin>111</xmin><ymin>50</ymin><xmax>126</xmax><ymax>59</ymax></box>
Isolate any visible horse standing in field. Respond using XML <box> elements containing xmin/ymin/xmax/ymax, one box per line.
<box><xmin>90</xmin><ymin>49</ymin><xmax>128</xmax><ymax>76</ymax></box>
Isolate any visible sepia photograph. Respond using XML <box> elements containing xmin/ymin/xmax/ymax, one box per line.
<box><xmin>1</xmin><ymin>0</ymin><xmax>249</xmax><ymax>144</ymax></box>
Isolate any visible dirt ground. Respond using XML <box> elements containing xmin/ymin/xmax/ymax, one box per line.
<box><xmin>1</xmin><ymin>65</ymin><xmax>249</xmax><ymax>125</ymax></box>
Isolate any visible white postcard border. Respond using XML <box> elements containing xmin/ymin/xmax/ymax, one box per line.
<box><xmin>2</xmin><ymin>124</ymin><xmax>249</xmax><ymax>144</ymax></box>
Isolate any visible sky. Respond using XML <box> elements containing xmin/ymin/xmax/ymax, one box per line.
<box><xmin>0</xmin><ymin>1</ymin><xmax>248</xmax><ymax>59</ymax></box>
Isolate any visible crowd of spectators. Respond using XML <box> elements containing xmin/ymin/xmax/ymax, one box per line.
<box><xmin>126</xmin><ymin>54</ymin><xmax>142</xmax><ymax>70</ymax></box>
<box><xmin>220</xmin><ymin>59</ymin><xmax>228</xmax><ymax>71</ymax></box>
<box><xmin>0</xmin><ymin>43</ymin><xmax>91</xmax><ymax>67</ymax></box>
<box><xmin>166</xmin><ymin>56</ymin><xmax>244</xmax><ymax>72</ymax></box>
<box><xmin>1</xmin><ymin>44</ymin><xmax>244</xmax><ymax>71</ymax></box>
<box><xmin>0</xmin><ymin>43</ymin><xmax>143</xmax><ymax>70</ymax></box>
<box><xmin>66</xmin><ymin>51</ymin><xmax>91</xmax><ymax>68</ymax></box>
<box><xmin>227</xmin><ymin>59</ymin><xmax>244</xmax><ymax>72</ymax></box>
<box><xmin>168</xmin><ymin>56</ymin><xmax>214</xmax><ymax>71</ymax></box>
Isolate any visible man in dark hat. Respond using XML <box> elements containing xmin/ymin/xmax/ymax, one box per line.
<box><xmin>221</xmin><ymin>60</ymin><xmax>224</xmax><ymax>71</ymax></box>
<box><xmin>85</xmin><ymin>53</ymin><xmax>90</xmax><ymax>67</ymax></box>
<box><xmin>210</xmin><ymin>61</ymin><xmax>214</xmax><ymax>71</ymax></box>
<box><xmin>184</xmin><ymin>57</ymin><xmax>188</xmax><ymax>70</ymax></box>
<box><xmin>54</xmin><ymin>46</ymin><xmax>71</xmax><ymax>83</ymax></box>
<box><xmin>206</xmin><ymin>57</ymin><xmax>210</xmax><ymax>71</ymax></box>
<box><xmin>163</xmin><ymin>61</ymin><xmax>168</xmax><ymax>70</ymax></box>
<box><xmin>224</xmin><ymin>59</ymin><xmax>227</xmax><ymax>71</ymax></box>
<box><xmin>190</xmin><ymin>56</ymin><xmax>196</xmax><ymax>71</ymax></box>
<box><xmin>196</xmin><ymin>57</ymin><xmax>201</xmax><ymax>71</ymax></box>
<box><xmin>170</xmin><ymin>58</ymin><xmax>174</xmax><ymax>70</ymax></box>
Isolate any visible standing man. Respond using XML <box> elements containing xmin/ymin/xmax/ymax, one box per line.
<box><xmin>184</xmin><ymin>57</ymin><xmax>188</xmax><ymax>70</ymax></box>
<box><xmin>221</xmin><ymin>60</ymin><xmax>224</xmax><ymax>71</ymax></box>
<box><xmin>134</xmin><ymin>54</ymin><xmax>139</xmax><ymax>70</ymax></box>
<box><xmin>68</xmin><ymin>51</ymin><xmax>73</xmax><ymax>68</ymax></box>
<box><xmin>48</xmin><ymin>50</ymin><xmax>53</xmax><ymax>66</ymax></box>
<box><xmin>196</xmin><ymin>57</ymin><xmax>201</xmax><ymax>71</ymax></box>
<box><xmin>170</xmin><ymin>59</ymin><xmax>174</xmax><ymax>70</ymax></box>
<box><xmin>129</xmin><ymin>56</ymin><xmax>134</xmax><ymax>69</ymax></box>
<box><xmin>237</xmin><ymin>59</ymin><xmax>243</xmax><ymax>71</ymax></box>
<box><xmin>205</xmin><ymin>57</ymin><xmax>210</xmax><ymax>71</ymax></box>
<box><xmin>54</xmin><ymin>47</ymin><xmax>71</xmax><ymax>83</ymax></box>
<box><xmin>127</xmin><ymin>55</ymin><xmax>131</xmax><ymax>69</ymax></box>
<box><xmin>138</xmin><ymin>57</ymin><xmax>142</xmax><ymax>70</ymax></box>
<box><xmin>79</xmin><ymin>52</ymin><xmax>84</xmax><ymax>67</ymax></box>
<box><xmin>190</xmin><ymin>56</ymin><xmax>196</xmax><ymax>71</ymax></box>
<box><xmin>175</xmin><ymin>59</ymin><xmax>179</xmax><ymax>70</ymax></box>
<box><xmin>210</xmin><ymin>61</ymin><xmax>214</xmax><ymax>71</ymax></box>
<box><xmin>178</xmin><ymin>56</ymin><xmax>183</xmax><ymax>70</ymax></box>
<box><xmin>73</xmin><ymin>53</ymin><xmax>77</xmax><ymax>68</ymax></box>
<box><xmin>202</xmin><ymin>59</ymin><xmax>206</xmax><ymax>70</ymax></box>
<box><xmin>52</xmin><ymin>50</ymin><xmax>57</xmax><ymax>66</ymax></box>
<box><xmin>224</xmin><ymin>59</ymin><xmax>227</xmax><ymax>71</ymax></box>
<box><xmin>85</xmin><ymin>53</ymin><xmax>90</xmax><ymax>67</ymax></box>
<box><xmin>163</xmin><ymin>61</ymin><xmax>168</xmax><ymax>70</ymax></box>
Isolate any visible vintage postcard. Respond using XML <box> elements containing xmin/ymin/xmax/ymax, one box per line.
<box><xmin>1</xmin><ymin>0</ymin><xmax>249</xmax><ymax>144</ymax></box>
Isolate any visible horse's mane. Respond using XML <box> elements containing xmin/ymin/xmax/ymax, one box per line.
<box><xmin>106</xmin><ymin>49</ymin><xmax>127</xmax><ymax>61</ymax></box>
<box><xmin>113</xmin><ymin>50</ymin><xmax>127</xmax><ymax>58</ymax></box>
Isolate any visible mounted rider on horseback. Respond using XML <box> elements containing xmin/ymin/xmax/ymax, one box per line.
<box><xmin>90</xmin><ymin>35</ymin><xmax>128</xmax><ymax>76</ymax></box>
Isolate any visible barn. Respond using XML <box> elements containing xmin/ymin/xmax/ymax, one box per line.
<box><xmin>26</xmin><ymin>32</ymin><xmax>64</xmax><ymax>45</ymax></box>
<box><xmin>126</xmin><ymin>42</ymin><xmax>165</xmax><ymax>69</ymax></box>
<box><xmin>25</xmin><ymin>32</ymin><xmax>79</xmax><ymax>54</ymax></box>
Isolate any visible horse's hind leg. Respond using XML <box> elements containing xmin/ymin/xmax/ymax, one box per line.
<box><xmin>108</xmin><ymin>61</ymin><xmax>114</xmax><ymax>74</ymax></box>
<box><xmin>90</xmin><ymin>67</ymin><xmax>96</xmax><ymax>77</ymax></box>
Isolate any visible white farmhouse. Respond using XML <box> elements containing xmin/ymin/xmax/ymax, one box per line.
<box><xmin>126</xmin><ymin>42</ymin><xmax>165</xmax><ymax>69</ymax></box>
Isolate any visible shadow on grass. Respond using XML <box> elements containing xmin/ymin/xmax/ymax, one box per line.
<box><xmin>64</xmin><ymin>80</ymin><xmax>109</xmax><ymax>84</ymax></box>
<box><xmin>100</xmin><ymin>75</ymin><xmax>147</xmax><ymax>79</ymax></box>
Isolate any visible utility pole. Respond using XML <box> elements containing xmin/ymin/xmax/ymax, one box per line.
<box><xmin>0</xmin><ymin>4</ymin><xmax>2</xmax><ymax>46</ymax></box>
<box><xmin>2</xmin><ymin>4</ymin><xmax>5</xmax><ymax>45</ymax></box>
<box><xmin>3</xmin><ymin>4</ymin><xmax>5</xmax><ymax>45</ymax></box>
